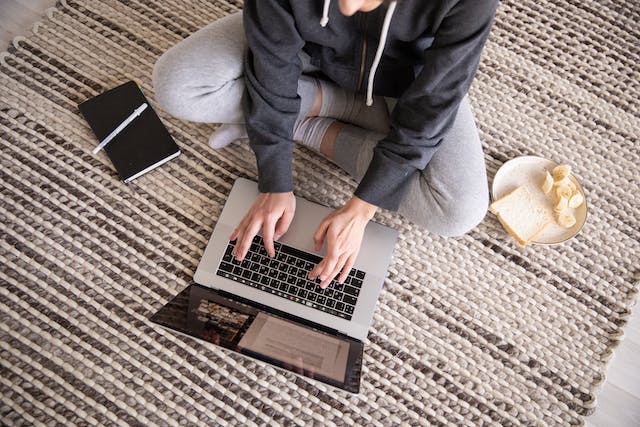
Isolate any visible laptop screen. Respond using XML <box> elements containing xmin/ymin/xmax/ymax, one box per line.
<box><xmin>149</xmin><ymin>284</ymin><xmax>363</xmax><ymax>393</ymax></box>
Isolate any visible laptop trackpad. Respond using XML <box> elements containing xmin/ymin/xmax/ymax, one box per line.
<box><xmin>149</xmin><ymin>284</ymin><xmax>363</xmax><ymax>393</ymax></box>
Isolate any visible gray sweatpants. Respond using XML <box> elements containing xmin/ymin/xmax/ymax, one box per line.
<box><xmin>152</xmin><ymin>12</ymin><xmax>489</xmax><ymax>237</ymax></box>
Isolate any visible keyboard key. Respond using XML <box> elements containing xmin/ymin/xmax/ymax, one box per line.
<box><xmin>279</xmin><ymin>282</ymin><xmax>288</xmax><ymax>292</ymax></box>
<box><xmin>268</xmin><ymin>269</ymin><xmax>279</xmax><ymax>278</ymax></box>
<box><xmin>344</xmin><ymin>285</ymin><xmax>359</xmax><ymax>296</ymax></box>
<box><xmin>336</xmin><ymin>301</ymin><xmax>345</xmax><ymax>312</ymax></box>
<box><xmin>351</xmin><ymin>278</ymin><xmax>363</xmax><ymax>289</ymax></box>
<box><xmin>342</xmin><ymin>294</ymin><xmax>357</xmax><ymax>306</ymax></box>
<box><xmin>345</xmin><ymin>305</ymin><xmax>354</xmax><ymax>314</ymax></box>
<box><xmin>317</xmin><ymin>295</ymin><xmax>327</xmax><ymax>305</ymax></box>
<box><xmin>260</xmin><ymin>276</ymin><xmax>270</xmax><ymax>286</ymax></box>
<box><xmin>233</xmin><ymin>266</ymin><xmax>243</xmax><ymax>276</ymax></box>
<box><xmin>280</xmin><ymin>244</ymin><xmax>322</xmax><ymax>264</ymax></box>
<box><xmin>278</xmin><ymin>272</ymin><xmax>289</xmax><ymax>282</ymax></box>
<box><xmin>242</xmin><ymin>269</ymin><xmax>252</xmax><ymax>279</ymax></box>
<box><xmin>277</xmin><ymin>252</ymin><xmax>288</xmax><ymax>262</ymax></box>
<box><xmin>251</xmin><ymin>272</ymin><xmax>261</xmax><ymax>282</ymax></box>
<box><xmin>326</xmin><ymin>299</ymin><xmax>336</xmax><ymax>308</ymax></box>
<box><xmin>298</xmin><ymin>289</ymin><xmax>308</xmax><ymax>299</ymax></box>
<box><xmin>308</xmin><ymin>293</ymin><xmax>317</xmax><ymax>302</ymax></box>
<box><xmin>355</xmin><ymin>270</ymin><xmax>365</xmax><ymax>280</ymax></box>
<box><xmin>219</xmin><ymin>262</ymin><xmax>233</xmax><ymax>272</ymax></box>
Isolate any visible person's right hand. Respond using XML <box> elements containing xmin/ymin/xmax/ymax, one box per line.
<box><xmin>230</xmin><ymin>192</ymin><xmax>296</xmax><ymax>261</ymax></box>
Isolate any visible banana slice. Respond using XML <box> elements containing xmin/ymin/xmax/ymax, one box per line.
<box><xmin>554</xmin><ymin>195</ymin><xmax>568</xmax><ymax>213</ymax></box>
<box><xmin>568</xmin><ymin>193</ymin><xmax>584</xmax><ymax>208</ymax></box>
<box><xmin>542</xmin><ymin>170</ymin><xmax>554</xmax><ymax>194</ymax></box>
<box><xmin>557</xmin><ymin>212</ymin><xmax>576</xmax><ymax>228</ymax></box>
<box><xmin>555</xmin><ymin>182</ymin><xmax>574</xmax><ymax>200</ymax></box>
<box><xmin>552</xmin><ymin>164</ymin><xmax>572</xmax><ymax>181</ymax></box>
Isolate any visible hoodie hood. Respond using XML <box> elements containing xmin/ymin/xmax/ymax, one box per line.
<box><xmin>320</xmin><ymin>0</ymin><xmax>398</xmax><ymax>106</ymax></box>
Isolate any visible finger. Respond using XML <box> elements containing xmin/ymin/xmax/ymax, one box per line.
<box><xmin>229</xmin><ymin>216</ymin><xmax>248</xmax><ymax>241</ymax></box>
<box><xmin>338</xmin><ymin>253</ymin><xmax>357</xmax><ymax>284</ymax></box>
<box><xmin>314</xmin><ymin>227</ymin><xmax>342</xmax><ymax>283</ymax></box>
<box><xmin>321</xmin><ymin>252</ymin><xmax>349</xmax><ymax>288</ymax></box>
<box><xmin>313</xmin><ymin>219</ymin><xmax>330</xmax><ymax>251</ymax></box>
<box><xmin>274</xmin><ymin>208</ymin><xmax>294</xmax><ymax>241</ymax></box>
<box><xmin>235</xmin><ymin>220</ymin><xmax>262</xmax><ymax>261</ymax></box>
<box><xmin>308</xmin><ymin>258</ymin><xmax>325</xmax><ymax>280</ymax></box>
<box><xmin>317</xmin><ymin>253</ymin><xmax>341</xmax><ymax>288</ymax></box>
<box><xmin>262</xmin><ymin>214</ymin><xmax>279</xmax><ymax>258</ymax></box>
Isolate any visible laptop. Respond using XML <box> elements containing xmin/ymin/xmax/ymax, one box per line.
<box><xmin>149</xmin><ymin>177</ymin><xmax>398</xmax><ymax>393</ymax></box>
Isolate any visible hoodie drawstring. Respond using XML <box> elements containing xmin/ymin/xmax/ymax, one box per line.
<box><xmin>366</xmin><ymin>1</ymin><xmax>397</xmax><ymax>106</ymax></box>
<box><xmin>319</xmin><ymin>0</ymin><xmax>398</xmax><ymax>107</ymax></box>
<box><xmin>320</xmin><ymin>0</ymin><xmax>331</xmax><ymax>27</ymax></box>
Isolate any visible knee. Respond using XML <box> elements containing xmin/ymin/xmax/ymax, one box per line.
<box><xmin>152</xmin><ymin>48</ymin><xmax>192</xmax><ymax>119</ymax></box>
<box><xmin>434</xmin><ymin>193</ymin><xmax>489</xmax><ymax>237</ymax></box>
<box><xmin>406</xmin><ymin>185</ymin><xmax>489</xmax><ymax>237</ymax></box>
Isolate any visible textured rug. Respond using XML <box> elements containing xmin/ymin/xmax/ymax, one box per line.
<box><xmin>1</xmin><ymin>0</ymin><xmax>638</xmax><ymax>425</ymax></box>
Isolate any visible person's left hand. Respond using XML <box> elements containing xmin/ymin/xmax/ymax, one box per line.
<box><xmin>308</xmin><ymin>196</ymin><xmax>377</xmax><ymax>288</ymax></box>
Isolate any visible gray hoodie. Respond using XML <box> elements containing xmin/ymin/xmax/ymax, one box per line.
<box><xmin>242</xmin><ymin>0</ymin><xmax>499</xmax><ymax>211</ymax></box>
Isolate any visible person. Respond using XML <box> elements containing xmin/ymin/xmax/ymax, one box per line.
<box><xmin>153</xmin><ymin>0</ymin><xmax>499</xmax><ymax>289</ymax></box>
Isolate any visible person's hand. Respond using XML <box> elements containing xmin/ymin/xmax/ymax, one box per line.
<box><xmin>308</xmin><ymin>196</ymin><xmax>377</xmax><ymax>288</ymax></box>
<box><xmin>230</xmin><ymin>192</ymin><xmax>296</xmax><ymax>260</ymax></box>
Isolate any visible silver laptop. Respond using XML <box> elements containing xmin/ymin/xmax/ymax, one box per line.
<box><xmin>150</xmin><ymin>177</ymin><xmax>397</xmax><ymax>393</ymax></box>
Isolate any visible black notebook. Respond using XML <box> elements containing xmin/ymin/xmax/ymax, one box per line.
<box><xmin>78</xmin><ymin>80</ymin><xmax>180</xmax><ymax>183</ymax></box>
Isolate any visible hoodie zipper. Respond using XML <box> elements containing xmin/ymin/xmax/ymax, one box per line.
<box><xmin>357</xmin><ymin>13</ymin><xmax>368</xmax><ymax>91</ymax></box>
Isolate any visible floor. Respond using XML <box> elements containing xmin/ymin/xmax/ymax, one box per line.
<box><xmin>1</xmin><ymin>1</ymin><xmax>639</xmax><ymax>425</ymax></box>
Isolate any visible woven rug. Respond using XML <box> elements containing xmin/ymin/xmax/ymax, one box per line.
<box><xmin>1</xmin><ymin>0</ymin><xmax>638</xmax><ymax>425</ymax></box>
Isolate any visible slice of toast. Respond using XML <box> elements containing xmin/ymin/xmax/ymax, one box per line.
<box><xmin>490</xmin><ymin>185</ymin><xmax>553</xmax><ymax>246</ymax></box>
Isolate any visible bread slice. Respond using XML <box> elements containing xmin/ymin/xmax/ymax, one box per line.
<box><xmin>489</xmin><ymin>185</ymin><xmax>553</xmax><ymax>246</ymax></box>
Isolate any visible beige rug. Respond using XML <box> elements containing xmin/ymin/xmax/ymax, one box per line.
<box><xmin>1</xmin><ymin>0</ymin><xmax>638</xmax><ymax>425</ymax></box>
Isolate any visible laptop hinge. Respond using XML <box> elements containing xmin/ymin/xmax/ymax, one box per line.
<box><xmin>207</xmin><ymin>285</ymin><xmax>359</xmax><ymax>342</ymax></box>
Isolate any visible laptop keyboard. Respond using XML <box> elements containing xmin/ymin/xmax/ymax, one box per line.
<box><xmin>216</xmin><ymin>236</ymin><xmax>365</xmax><ymax>321</ymax></box>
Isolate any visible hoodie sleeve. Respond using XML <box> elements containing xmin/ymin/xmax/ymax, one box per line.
<box><xmin>242</xmin><ymin>0</ymin><xmax>305</xmax><ymax>194</ymax></box>
<box><xmin>354</xmin><ymin>0</ymin><xmax>498</xmax><ymax>211</ymax></box>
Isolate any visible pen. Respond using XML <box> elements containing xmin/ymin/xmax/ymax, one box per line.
<box><xmin>92</xmin><ymin>103</ymin><xmax>148</xmax><ymax>154</ymax></box>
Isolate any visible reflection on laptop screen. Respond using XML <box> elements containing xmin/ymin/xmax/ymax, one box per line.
<box><xmin>150</xmin><ymin>284</ymin><xmax>363</xmax><ymax>392</ymax></box>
